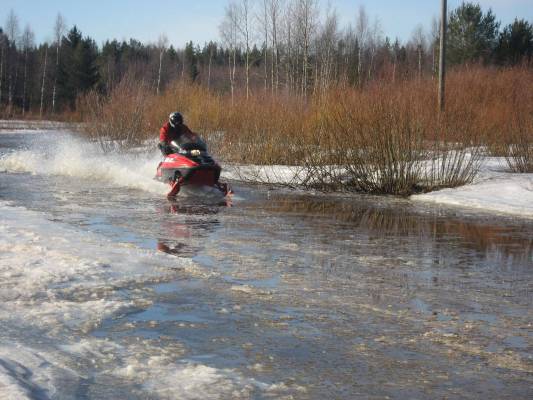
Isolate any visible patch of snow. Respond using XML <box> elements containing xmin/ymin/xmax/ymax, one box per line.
<box><xmin>222</xmin><ymin>164</ymin><xmax>307</xmax><ymax>187</ymax></box>
<box><xmin>413</xmin><ymin>157</ymin><xmax>533</xmax><ymax>218</ymax></box>
<box><xmin>226</xmin><ymin>157</ymin><xmax>533</xmax><ymax>218</ymax></box>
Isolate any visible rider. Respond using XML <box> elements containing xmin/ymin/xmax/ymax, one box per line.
<box><xmin>158</xmin><ymin>111</ymin><xmax>232</xmax><ymax>198</ymax></box>
<box><xmin>159</xmin><ymin>112</ymin><xmax>201</xmax><ymax>155</ymax></box>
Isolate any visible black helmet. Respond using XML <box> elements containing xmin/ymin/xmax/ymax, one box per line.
<box><xmin>169</xmin><ymin>112</ymin><xmax>183</xmax><ymax>128</ymax></box>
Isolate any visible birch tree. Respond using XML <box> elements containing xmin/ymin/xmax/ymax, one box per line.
<box><xmin>366</xmin><ymin>17</ymin><xmax>383</xmax><ymax>80</ymax></box>
<box><xmin>315</xmin><ymin>7</ymin><xmax>339</xmax><ymax>93</ymax></box>
<box><xmin>52</xmin><ymin>13</ymin><xmax>66</xmax><ymax>113</ymax></box>
<box><xmin>21</xmin><ymin>25</ymin><xmax>35</xmax><ymax>115</ymax></box>
<box><xmin>411</xmin><ymin>24</ymin><xmax>426</xmax><ymax>80</ymax></box>
<box><xmin>283</xmin><ymin>2</ymin><xmax>294</xmax><ymax>92</ymax></box>
<box><xmin>294</xmin><ymin>0</ymin><xmax>317</xmax><ymax>97</ymax></box>
<box><xmin>220</xmin><ymin>2</ymin><xmax>240</xmax><ymax>104</ymax></box>
<box><xmin>206</xmin><ymin>42</ymin><xmax>216</xmax><ymax>90</ymax></box>
<box><xmin>5</xmin><ymin>10</ymin><xmax>20</xmax><ymax>110</ymax></box>
<box><xmin>430</xmin><ymin>17</ymin><xmax>439</xmax><ymax>77</ymax></box>
<box><xmin>40</xmin><ymin>43</ymin><xmax>48</xmax><ymax>117</ymax></box>
<box><xmin>237</xmin><ymin>0</ymin><xmax>253</xmax><ymax>99</ymax></box>
<box><xmin>0</xmin><ymin>31</ymin><xmax>6</xmax><ymax>104</ymax></box>
<box><xmin>354</xmin><ymin>6</ymin><xmax>369</xmax><ymax>86</ymax></box>
<box><xmin>268</xmin><ymin>0</ymin><xmax>282</xmax><ymax>93</ymax></box>
<box><xmin>156</xmin><ymin>34</ymin><xmax>168</xmax><ymax>94</ymax></box>
<box><xmin>260</xmin><ymin>0</ymin><xmax>270</xmax><ymax>91</ymax></box>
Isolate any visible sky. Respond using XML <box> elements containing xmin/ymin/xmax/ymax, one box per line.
<box><xmin>0</xmin><ymin>0</ymin><xmax>532</xmax><ymax>48</ymax></box>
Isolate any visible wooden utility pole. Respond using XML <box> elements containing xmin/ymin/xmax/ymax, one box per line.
<box><xmin>438</xmin><ymin>0</ymin><xmax>447</xmax><ymax>113</ymax></box>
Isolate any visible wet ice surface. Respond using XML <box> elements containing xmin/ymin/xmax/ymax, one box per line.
<box><xmin>1</xmin><ymin>131</ymin><xmax>533</xmax><ymax>399</ymax></box>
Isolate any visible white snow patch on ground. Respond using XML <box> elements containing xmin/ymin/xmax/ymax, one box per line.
<box><xmin>412</xmin><ymin>157</ymin><xmax>533</xmax><ymax>217</ymax></box>
<box><xmin>226</xmin><ymin>158</ymin><xmax>533</xmax><ymax>218</ymax></box>
<box><xmin>222</xmin><ymin>164</ymin><xmax>307</xmax><ymax>186</ymax></box>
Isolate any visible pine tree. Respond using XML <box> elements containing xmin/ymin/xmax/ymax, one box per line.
<box><xmin>57</xmin><ymin>26</ymin><xmax>99</xmax><ymax>109</ymax></box>
<box><xmin>496</xmin><ymin>19</ymin><xmax>533</xmax><ymax>65</ymax></box>
<box><xmin>447</xmin><ymin>2</ymin><xmax>500</xmax><ymax>65</ymax></box>
<box><xmin>184</xmin><ymin>41</ymin><xmax>198</xmax><ymax>82</ymax></box>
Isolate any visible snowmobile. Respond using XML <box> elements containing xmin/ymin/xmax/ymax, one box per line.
<box><xmin>155</xmin><ymin>138</ymin><xmax>232</xmax><ymax>199</ymax></box>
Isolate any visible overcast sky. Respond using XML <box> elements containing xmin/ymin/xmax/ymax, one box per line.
<box><xmin>1</xmin><ymin>0</ymin><xmax>532</xmax><ymax>48</ymax></box>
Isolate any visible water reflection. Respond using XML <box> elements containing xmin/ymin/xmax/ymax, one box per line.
<box><xmin>262</xmin><ymin>195</ymin><xmax>533</xmax><ymax>270</ymax></box>
<box><xmin>155</xmin><ymin>200</ymin><xmax>224</xmax><ymax>256</ymax></box>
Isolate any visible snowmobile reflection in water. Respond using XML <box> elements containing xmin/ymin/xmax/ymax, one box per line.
<box><xmin>155</xmin><ymin>112</ymin><xmax>232</xmax><ymax>200</ymax></box>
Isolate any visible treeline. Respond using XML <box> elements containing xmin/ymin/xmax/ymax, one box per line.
<box><xmin>0</xmin><ymin>2</ymin><xmax>532</xmax><ymax>117</ymax></box>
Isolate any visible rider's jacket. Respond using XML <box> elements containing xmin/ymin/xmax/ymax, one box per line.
<box><xmin>159</xmin><ymin>122</ymin><xmax>197</xmax><ymax>144</ymax></box>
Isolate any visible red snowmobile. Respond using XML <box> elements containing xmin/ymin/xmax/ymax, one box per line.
<box><xmin>155</xmin><ymin>139</ymin><xmax>232</xmax><ymax>199</ymax></box>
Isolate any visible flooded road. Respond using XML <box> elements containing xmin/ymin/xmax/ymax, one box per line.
<box><xmin>1</xmin><ymin>131</ymin><xmax>532</xmax><ymax>399</ymax></box>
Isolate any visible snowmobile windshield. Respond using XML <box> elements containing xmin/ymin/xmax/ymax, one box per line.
<box><xmin>175</xmin><ymin>135</ymin><xmax>208</xmax><ymax>152</ymax></box>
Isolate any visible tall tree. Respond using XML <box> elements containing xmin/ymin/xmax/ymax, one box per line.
<box><xmin>496</xmin><ymin>19</ymin><xmax>533</xmax><ymax>65</ymax></box>
<box><xmin>21</xmin><ymin>24</ymin><xmax>35</xmax><ymax>115</ymax></box>
<box><xmin>184</xmin><ymin>41</ymin><xmax>199</xmax><ymax>82</ymax></box>
<box><xmin>0</xmin><ymin>29</ymin><xmax>6</xmax><ymax>104</ymax></box>
<box><xmin>52</xmin><ymin>13</ymin><xmax>66</xmax><ymax>113</ymax></box>
<box><xmin>354</xmin><ymin>6</ymin><xmax>369</xmax><ymax>86</ymax></box>
<box><xmin>410</xmin><ymin>25</ymin><xmax>426</xmax><ymax>80</ymax></box>
<box><xmin>447</xmin><ymin>2</ymin><xmax>500</xmax><ymax>65</ymax></box>
<box><xmin>57</xmin><ymin>26</ymin><xmax>99</xmax><ymax>109</ymax></box>
<box><xmin>294</xmin><ymin>0</ymin><xmax>317</xmax><ymax>96</ymax></box>
<box><xmin>315</xmin><ymin>6</ymin><xmax>339</xmax><ymax>92</ymax></box>
<box><xmin>267</xmin><ymin>0</ymin><xmax>282</xmax><ymax>93</ymax></box>
<box><xmin>237</xmin><ymin>0</ymin><xmax>253</xmax><ymax>99</ymax></box>
<box><xmin>5</xmin><ymin>10</ymin><xmax>20</xmax><ymax>110</ymax></box>
<box><xmin>156</xmin><ymin>34</ymin><xmax>168</xmax><ymax>94</ymax></box>
<box><xmin>39</xmin><ymin>43</ymin><xmax>49</xmax><ymax>117</ymax></box>
<box><xmin>220</xmin><ymin>3</ymin><xmax>240</xmax><ymax>103</ymax></box>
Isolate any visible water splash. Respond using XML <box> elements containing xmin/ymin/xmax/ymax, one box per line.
<box><xmin>0</xmin><ymin>133</ymin><xmax>167</xmax><ymax>195</ymax></box>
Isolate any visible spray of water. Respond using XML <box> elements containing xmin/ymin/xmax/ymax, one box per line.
<box><xmin>0</xmin><ymin>133</ymin><xmax>167</xmax><ymax>195</ymax></box>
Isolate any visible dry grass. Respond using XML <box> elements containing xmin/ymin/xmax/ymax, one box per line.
<box><xmin>78</xmin><ymin>66</ymin><xmax>533</xmax><ymax>194</ymax></box>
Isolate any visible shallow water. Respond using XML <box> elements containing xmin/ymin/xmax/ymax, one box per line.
<box><xmin>1</xmin><ymin>131</ymin><xmax>532</xmax><ymax>399</ymax></box>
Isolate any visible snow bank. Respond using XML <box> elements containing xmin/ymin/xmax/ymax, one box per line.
<box><xmin>413</xmin><ymin>158</ymin><xmax>533</xmax><ymax>218</ymax></box>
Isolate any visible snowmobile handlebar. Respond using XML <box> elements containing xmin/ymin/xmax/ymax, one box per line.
<box><xmin>169</xmin><ymin>139</ymin><xmax>208</xmax><ymax>153</ymax></box>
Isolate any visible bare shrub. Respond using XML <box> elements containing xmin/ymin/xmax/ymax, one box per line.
<box><xmin>307</xmin><ymin>82</ymin><xmax>482</xmax><ymax>195</ymax></box>
<box><xmin>444</xmin><ymin>66</ymin><xmax>533</xmax><ymax>158</ymax></box>
<box><xmin>505</xmin><ymin>112</ymin><xmax>533</xmax><ymax>173</ymax></box>
<box><xmin>75</xmin><ymin>66</ymin><xmax>532</xmax><ymax>193</ymax></box>
<box><xmin>78</xmin><ymin>76</ymin><xmax>154</xmax><ymax>152</ymax></box>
